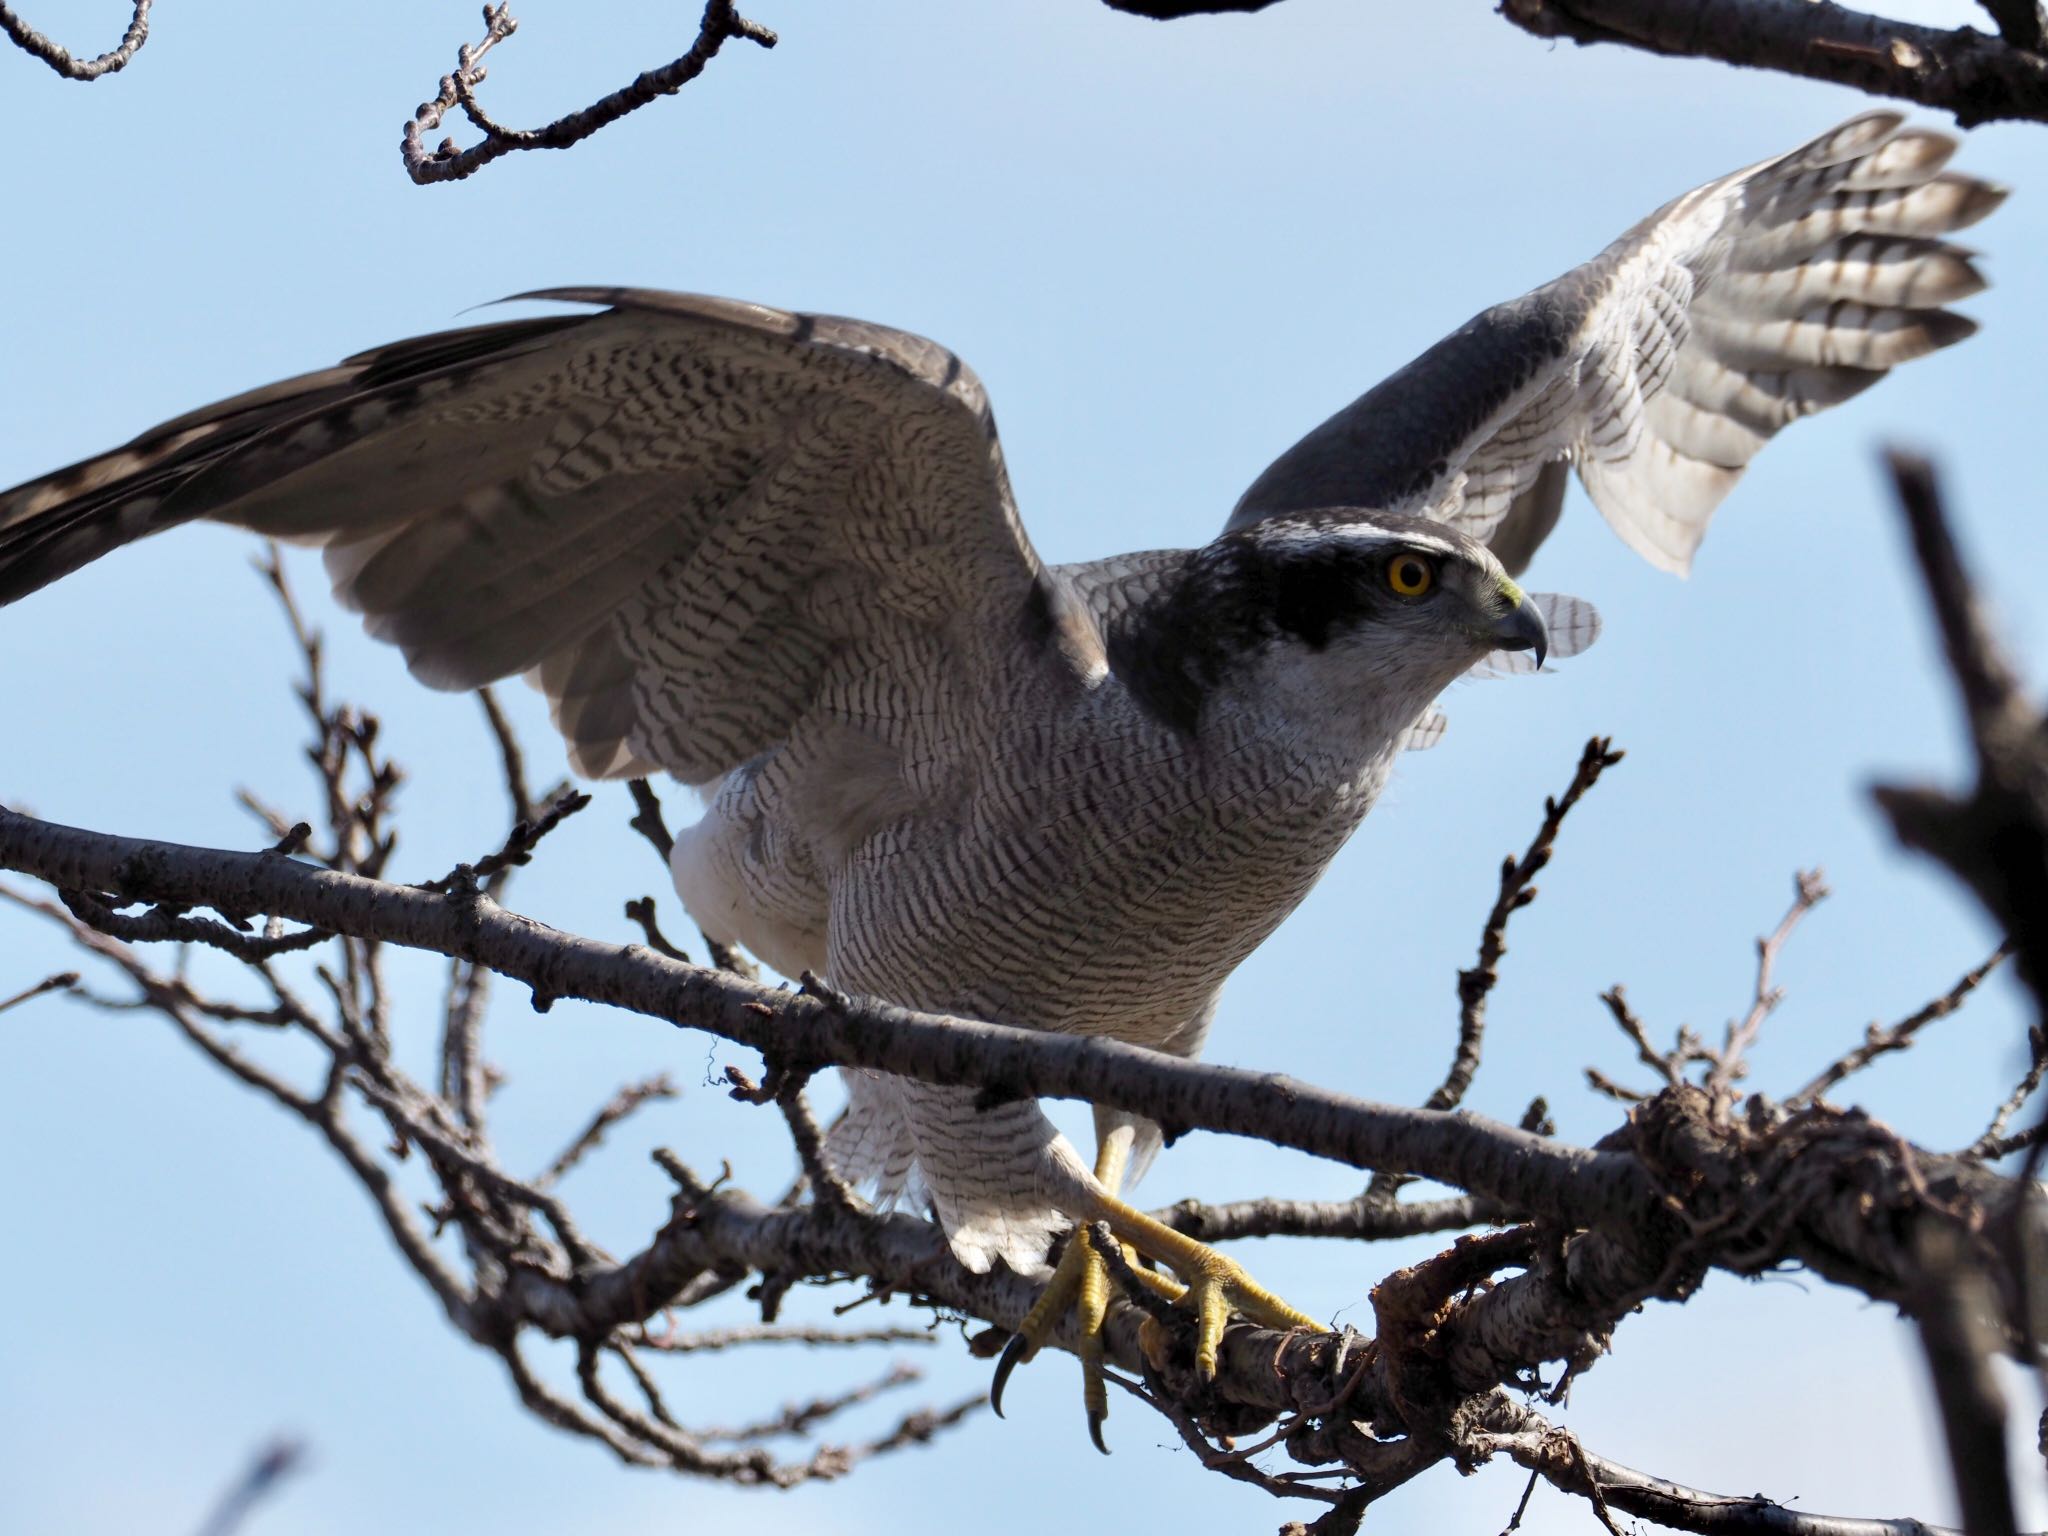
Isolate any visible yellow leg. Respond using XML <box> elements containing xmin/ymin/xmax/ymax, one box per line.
<box><xmin>990</xmin><ymin>1131</ymin><xmax>1183</xmax><ymax>1451</ymax></box>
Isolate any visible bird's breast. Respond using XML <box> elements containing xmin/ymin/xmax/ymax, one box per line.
<box><xmin>827</xmin><ymin>704</ymin><xmax>1397</xmax><ymax>1044</ymax></box>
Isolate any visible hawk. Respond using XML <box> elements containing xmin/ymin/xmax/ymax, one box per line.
<box><xmin>0</xmin><ymin>113</ymin><xmax>1999</xmax><ymax>1443</ymax></box>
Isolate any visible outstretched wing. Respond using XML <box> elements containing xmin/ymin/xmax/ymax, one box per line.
<box><xmin>1230</xmin><ymin>113</ymin><xmax>2004</xmax><ymax>574</ymax></box>
<box><xmin>0</xmin><ymin>288</ymin><xmax>1057</xmax><ymax>784</ymax></box>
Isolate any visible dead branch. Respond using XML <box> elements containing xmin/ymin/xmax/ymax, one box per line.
<box><xmin>401</xmin><ymin>1</ymin><xmax>777</xmax><ymax>186</ymax></box>
<box><xmin>0</xmin><ymin>969</ymin><xmax>78</xmax><ymax>1015</ymax></box>
<box><xmin>1367</xmin><ymin>736</ymin><xmax>1620</xmax><ymax>1204</ymax></box>
<box><xmin>1876</xmin><ymin>451</ymin><xmax>2048</xmax><ymax>1027</ymax></box>
<box><xmin>1159</xmin><ymin>1191</ymin><xmax>1510</xmax><ymax>1242</ymax></box>
<box><xmin>190</xmin><ymin>1436</ymin><xmax>307</xmax><ymax>1536</ymax></box>
<box><xmin>1436</xmin><ymin>737</ymin><xmax>1620</xmax><ymax>1116</ymax></box>
<box><xmin>0</xmin><ymin>0</ymin><xmax>149</xmax><ymax>81</ymax></box>
<box><xmin>1707</xmin><ymin>869</ymin><xmax>1830</xmax><ymax>1100</ymax></box>
<box><xmin>1499</xmin><ymin>1</ymin><xmax>2048</xmax><ymax>129</ymax></box>
<box><xmin>536</xmin><ymin>1074</ymin><xmax>681</xmax><ymax>1189</ymax></box>
<box><xmin>1792</xmin><ymin>945</ymin><xmax>2012</xmax><ymax>1108</ymax></box>
<box><xmin>1101</xmin><ymin>0</ymin><xmax>1287</xmax><ymax>16</ymax></box>
<box><xmin>1973</xmin><ymin>1024</ymin><xmax>2048</xmax><ymax>1159</ymax></box>
<box><xmin>629</xmin><ymin>1324</ymin><xmax>934</xmax><ymax>1354</ymax></box>
<box><xmin>1477</xmin><ymin>1393</ymin><xmax>2000</xmax><ymax>1536</ymax></box>
<box><xmin>1913</xmin><ymin>1227</ymin><xmax>2021</xmax><ymax>1536</ymax></box>
<box><xmin>625</xmin><ymin>785</ymin><xmax>756</xmax><ymax>978</ymax></box>
<box><xmin>1981</xmin><ymin>0</ymin><xmax>2048</xmax><ymax>53</ymax></box>
<box><xmin>702</xmin><ymin>1361</ymin><xmax>921</xmax><ymax>1442</ymax></box>
<box><xmin>626</xmin><ymin>779</ymin><xmax>676</xmax><ymax>863</ymax></box>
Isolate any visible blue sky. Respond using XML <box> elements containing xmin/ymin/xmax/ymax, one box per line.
<box><xmin>2</xmin><ymin>2</ymin><xmax>2044</xmax><ymax>1531</ymax></box>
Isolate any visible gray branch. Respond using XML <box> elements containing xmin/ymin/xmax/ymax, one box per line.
<box><xmin>402</xmin><ymin>0</ymin><xmax>776</xmax><ymax>185</ymax></box>
<box><xmin>1500</xmin><ymin>0</ymin><xmax>2048</xmax><ymax>128</ymax></box>
<box><xmin>0</xmin><ymin>1</ymin><xmax>149</xmax><ymax>81</ymax></box>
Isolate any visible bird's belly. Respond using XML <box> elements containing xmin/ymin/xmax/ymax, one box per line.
<box><xmin>827</xmin><ymin>765</ymin><xmax>1380</xmax><ymax>1044</ymax></box>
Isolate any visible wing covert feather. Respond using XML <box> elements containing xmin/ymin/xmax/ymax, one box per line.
<box><xmin>0</xmin><ymin>288</ymin><xmax>1055</xmax><ymax>792</ymax></box>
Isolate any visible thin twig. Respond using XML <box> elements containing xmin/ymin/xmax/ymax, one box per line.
<box><xmin>1598</xmin><ymin>985</ymin><xmax>1681</xmax><ymax>1089</ymax></box>
<box><xmin>624</xmin><ymin>896</ymin><xmax>692</xmax><ymax>963</ymax></box>
<box><xmin>1441</xmin><ymin>735</ymin><xmax>1624</xmax><ymax>1114</ymax></box>
<box><xmin>477</xmin><ymin>687</ymin><xmax>534</xmax><ymax>827</ymax></box>
<box><xmin>777</xmin><ymin>1070</ymin><xmax>856</xmax><ymax>1210</ymax></box>
<box><xmin>402</xmin><ymin>1</ymin><xmax>777</xmax><ymax>185</ymax></box>
<box><xmin>625</xmin><ymin>779</ymin><xmax>676</xmax><ymax>863</ymax></box>
<box><xmin>0</xmin><ymin>970</ymin><xmax>78</xmax><ymax>1015</ymax></box>
<box><xmin>702</xmin><ymin>1362</ymin><xmax>921</xmax><ymax>1443</ymax></box>
<box><xmin>421</xmin><ymin>790</ymin><xmax>591</xmax><ymax>893</ymax></box>
<box><xmin>0</xmin><ymin>0</ymin><xmax>149</xmax><ymax>81</ymax></box>
<box><xmin>535</xmin><ymin>1075</ymin><xmax>681</xmax><ymax>1189</ymax></box>
<box><xmin>1791</xmin><ymin>945</ymin><xmax>2012</xmax><ymax>1108</ymax></box>
<box><xmin>189</xmin><ymin>1436</ymin><xmax>307</xmax><ymax>1536</ymax></box>
<box><xmin>1705</xmin><ymin>870</ymin><xmax>1830</xmax><ymax>1100</ymax></box>
<box><xmin>1370</xmin><ymin>736</ymin><xmax>1620</xmax><ymax>1202</ymax></box>
<box><xmin>629</xmin><ymin>1324</ymin><xmax>933</xmax><ymax>1354</ymax></box>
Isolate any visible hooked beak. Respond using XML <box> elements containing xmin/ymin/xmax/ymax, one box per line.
<box><xmin>1488</xmin><ymin>586</ymin><xmax>1549</xmax><ymax>668</ymax></box>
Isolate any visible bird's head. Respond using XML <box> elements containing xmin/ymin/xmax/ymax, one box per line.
<box><xmin>1113</xmin><ymin>511</ymin><xmax>1555</xmax><ymax>740</ymax></box>
<box><xmin>1224</xmin><ymin>510</ymin><xmax>1547</xmax><ymax>669</ymax></box>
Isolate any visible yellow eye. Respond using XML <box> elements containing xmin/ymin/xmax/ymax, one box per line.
<box><xmin>1386</xmin><ymin>553</ymin><xmax>1434</xmax><ymax>598</ymax></box>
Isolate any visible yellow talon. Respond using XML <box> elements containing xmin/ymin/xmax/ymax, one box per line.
<box><xmin>989</xmin><ymin>1129</ymin><xmax>1319</xmax><ymax>1446</ymax></box>
<box><xmin>1124</xmin><ymin>1234</ymin><xmax>1318</xmax><ymax>1379</ymax></box>
<box><xmin>990</xmin><ymin>1223</ymin><xmax>1125</xmax><ymax>1451</ymax></box>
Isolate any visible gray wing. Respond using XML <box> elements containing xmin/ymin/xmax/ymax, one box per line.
<box><xmin>0</xmin><ymin>288</ymin><xmax>1056</xmax><ymax>784</ymax></box>
<box><xmin>1230</xmin><ymin>113</ymin><xmax>2005</xmax><ymax>574</ymax></box>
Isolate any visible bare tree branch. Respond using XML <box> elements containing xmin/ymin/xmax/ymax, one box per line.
<box><xmin>1875</xmin><ymin>451</ymin><xmax>2048</xmax><ymax>1024</ymax></box>
<box><xmin>630</xmin><ymin>1324</ymin><xmax>934</xmax><ymax>1354</ymax></box>
<box><xmin>1500</xmin><ymin>1</ymin><xmax>2048</xmax><ymax>129</ymax></box>
<box><xmin>1791</xmin><ymin>945</ymin><xmax>2012</xmax><ymax>1108</ymax></box>
<box><xmin>0</xmin><ymin>801</ymin><xmax>1677</xmax><ymax>1234</ymax></box>
<box><xmin>1367</xmin><ymin>736</ymin><xmax>1620</xmax><ymax>1204</ymax></box>
<box><xmin>1973</xmin><ymin>1024</ymin><xmax>2048</xmax><ymax>1160</ymax></box>
<box><xmin>0</xmin><ymin>969</ymin><xmax>78</xmax><ymax>1015</ymax></box>
<box><xmin>0</xmin><ymin>0</ymin><xmax>149</xmax><ymax>81</ymax></box>
<box><xmin>1913</xmin><ymin>1227</ymin><xmax>2021</xmax><ymax>1536</ymax></box>
<box><xmin>1707</xmin><ymin>869</ymin><xmax>1830</xmax><ymax>1100</ymax></box>
<box><xmin>1101</xmin><ymin>0</ymin><xmax>1286</xmax><ymax>16</ymax></box>
<box><xmin>1478</xmin><ymin>1393</ymin><xmax>2003</xmax><ymax>1536</ymax></box>
<box><xmin>190</xmin><ymin>1436</ymin><xmax>307</xmax><ymax>1536</ymax></box>
<box><xmin>1159</xmin><ymin>1191</ymin><xmax>1510</xmax><ymax>1242</ymax></box>
<box><xmin>1980</xmin><ymin>0</ymin><xmax>2048</xmax><ymax>52</ymax></box>
<box><xmin>535</xmin><ymin>1074</ymin><xmax>681</xmax><ymax>1189</ymax></box>
<box><xmin>401</xmin><ymin>1</ymin><xmax>777</xmax><ymax>186</ymax></box>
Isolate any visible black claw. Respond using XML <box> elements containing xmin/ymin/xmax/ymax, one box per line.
<box><xmin>1088</xmin><ymin>1410</ymin><xmax>1111</xmax><ymax>1455</ymax></box>
<box><xmin>990</xmin><ymin>1332</ymin><xmax>1032</xmax><ymax>1417</ymax></box>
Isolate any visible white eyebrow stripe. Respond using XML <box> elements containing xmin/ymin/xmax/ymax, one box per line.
<box><xmin>1255</xmin><ymin>521</ymin><xmax>1468</xmax><ymax>559</ymax></box>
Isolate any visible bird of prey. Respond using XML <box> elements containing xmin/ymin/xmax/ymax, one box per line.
<box><xmin>0</xmin><ymin>113</ymin><xmax>2000</xmax><ymax>1444</ymax></box>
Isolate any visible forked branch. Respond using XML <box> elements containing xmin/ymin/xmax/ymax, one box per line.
<box><xmin>401</xmin><ymin>1</ymin><xmax>777</xmax><ymax>185</ymax></box>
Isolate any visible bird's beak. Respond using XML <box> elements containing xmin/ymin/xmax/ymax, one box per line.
<box><xmin>1487</xmin><ymin>583</ymin><xmax>1548</xmax><ymax>668</ymax></box>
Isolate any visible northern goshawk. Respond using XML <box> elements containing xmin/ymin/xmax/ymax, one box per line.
<box><xmin>0</xmin><ymin>113</ymin><xmax>2001</xmax><ymax>1443</ymax></box>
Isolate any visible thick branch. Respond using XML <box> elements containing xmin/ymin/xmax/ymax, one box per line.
<box><xmin>1500</xmin><ymin>0</ymin><xmax>2048</xmax><ymax>128</ymax></box>
<box><xmin>1100</xmin><ymin>0</ymin><xmax>1286</xmax><ymax>15</ymax></box>
<box><xmin>1160</xmin><ymin>1191</ymin><xmax>1510</xmax><ymax>1242</ymax></box>
<box><xmin>1873</xmin><ymin>452</ymin><xmax>2048</xmax><ymax>1023</ymax></box>
<box><xmin>0</xmin><ymin>803</ymin><xmax>1658</xmax><ymax>1235</ymax></box>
